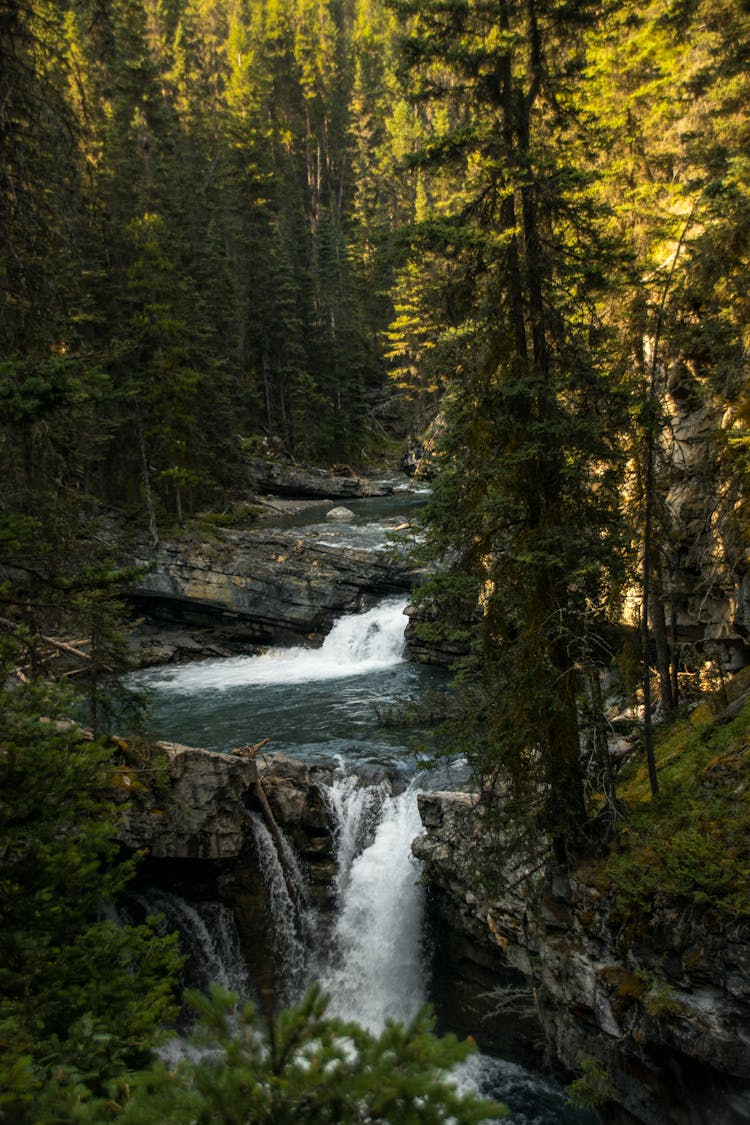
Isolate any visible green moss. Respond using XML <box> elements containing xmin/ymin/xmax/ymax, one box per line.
<box><xmin>597</xmin><ymin>966</ymin><xmax>647</xmax><ymax>1015</ymax></box>
<box><xmin>590</xmin><ymin>687</ymin><xmax>750</xmax><ymax>919</ymax></box>
<box><xmin>642</xmin><ymin>978</ymin><xmax>682</xmax><ymax>1019</ymax></box>
<box><xmin>567</xmin><ymin>1055</ymin><xmax>616</xmax><ymax>1111</ymax></box>
<box><xmin>683</xmin><ymin>946</ymin><xmax>704</xmax><ymax>971</ymax></box>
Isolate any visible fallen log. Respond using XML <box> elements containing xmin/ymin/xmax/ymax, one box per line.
<box><xmin>0</xmin><ymin>615</ymin><xmax>92</xmax><ymax>663</ymax></box>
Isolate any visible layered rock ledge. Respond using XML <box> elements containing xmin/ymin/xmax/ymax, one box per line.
<box><xmin>128</xmin><ymin>527</ymin><xmax>421</xmax><ymax>659</ymax></box>
<box><xmin>414</xmin><ymin>790</ymin><xmax>750</xmax><ymax>1125</ymax></box>
<box><xmin>245</xmin><ymin>458</ymin><xmax>394</xmax><ymax>500</ymax></box>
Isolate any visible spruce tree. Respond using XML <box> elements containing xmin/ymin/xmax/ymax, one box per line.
<box><xmin>390</xmin><ymin>0</ymin><xmax>630</xmax><ymax>857</ymax></box>
<box><xmin>0</xmin><ymin>664</ymin><xmax>181</xmax><ymax>1124</ymax></box>
<box><xmin>66</xmin><ymin>984</ymin><xmax>505</xmax><ymax>1124</ymax></box>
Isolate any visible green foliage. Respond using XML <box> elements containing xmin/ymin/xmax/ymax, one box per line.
<box><xmin>0</xmin><ymin>661</ymin><xmax>181</xmax><ymax>1123</ymax></box>
<box><xmin>387</xmin><ymin>0</ymin><xmax>632</xmax><ymax>856</ymax></box>
<box><xmin>64</xmin><ymin>984</ymin><xmax>505</xmax><ymax>1124</ymax></box>
<box><xmin>598</xmin><ymin>697</ymin><xmax>750</xmax><ymax>917</ymax></box>
<box><xmin>567</xmin><ymin>1055</ymin><xmax>615</xmax><ymax>1111</ymax></box>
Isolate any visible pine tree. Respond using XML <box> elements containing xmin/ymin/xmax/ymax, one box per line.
<box><xmin>390</xmin><ymin>0</ymin><xmax>630</xmax><ymax>856</ymax></box>
<box><xmin>64</xmin><ymin>984</ymin><xmax>506</xmax><ymax>1124</ymax></box>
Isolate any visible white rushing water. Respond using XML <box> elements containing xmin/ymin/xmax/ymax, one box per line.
<box><xmin>320</xmin><ymin>767</ymin><xmax>391</xmax><ymax>901</ymax></box>
<box><xmin>131</xmin><ymin>889</ymin><xmax>249</xmax><ymax>998</ymax></box>
<box><xmin>137</xmin><ymin>597</ymin><xmax>408</xmax><ymax>694</ymax></box>
<box><xmin>318</xmin><ymin>774</ymin><xmax>427</xmax><ymax>1031</ymax></box>
<box><xmin>247</xmin><ymin>813</ymin><xmax>312</xmax><ymax>1006</ymax></box>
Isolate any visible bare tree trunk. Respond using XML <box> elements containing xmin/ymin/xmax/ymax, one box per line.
<box><xmin>652</xmin><ymin>594</ymin><xmax>675</xmax><ymax>715</ymax></box>
<box><xmin>136</xmin><ymin>401</ymin><xmax>159</xmax><ymax>550</ymax></box>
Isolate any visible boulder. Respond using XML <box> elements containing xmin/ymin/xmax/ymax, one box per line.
<box><xmin>326</xmin><ymin>506</ymin><xmax>355</xmax><ymax>520</ymax></box>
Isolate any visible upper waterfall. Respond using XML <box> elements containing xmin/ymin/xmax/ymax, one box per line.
<box><xmin>139</xmin><ymin>597</ymin><xmax>408</xmax><ymax>694</ymax></box>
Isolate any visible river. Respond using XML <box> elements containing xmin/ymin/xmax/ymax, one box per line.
<box><xmin>128</xmin><ymin>500</ymin><xmax>594</xmax><ymax>1124</ymax></box>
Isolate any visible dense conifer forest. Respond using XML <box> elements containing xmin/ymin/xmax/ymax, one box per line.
<box><xmin>1</xmin><ymin>0</ymin><xmax>748</xmax><ymax>1119</ymax></box>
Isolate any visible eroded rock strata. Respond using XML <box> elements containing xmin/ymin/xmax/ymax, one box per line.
<box><xmin>128</xmin><ymin>528</ymin><xmax>421</xmax><ymax>658</ymax></box>
<box><xmin>414</xmin><ymin>790</ymin><xmax>750</xmax><ymax>1125</ymax></box>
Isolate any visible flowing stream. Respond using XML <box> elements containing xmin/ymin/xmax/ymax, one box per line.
<box><xmin>133</xmin><ymin>597</ymin><xmax>438</xmax><ymax>775</ymax></box>
<box><xmin>132</xmin><ymin>531</ymin><xmax>592</xmax><ymax>1121</ymax></box>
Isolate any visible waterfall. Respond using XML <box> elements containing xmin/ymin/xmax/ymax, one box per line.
<box><xmin>136</xmin><ymin>597</ymin><xmax>408</xmax><ymax>694</ymax></box>
<box><xmin>321</xmin><ymin>767</ymin><xmax>391</xmax><ymax>901</ymax></box>
<box><xmin>248</xmin><ymin>812</ymin><xmax>312</xmax><ymax>1006</ymax></box>
<box><xmin>317</xmin><ymin>776</ymin><xmax>427</xmax><ymax>1032</ymax></box>
<box><xmin>131</xmin><ymin>889</ymin><xmax>248</xmax><ymax>998</ymax></box>
<box><xmin>131</xmin><ymin>577</ymin><xmax>593</xmax><ymax>1120</ymax></box>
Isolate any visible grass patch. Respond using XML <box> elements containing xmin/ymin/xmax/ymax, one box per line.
<box><xmin>592</xmin><ymin>682</ymin><xmax>750</xmax><ymax>919</ymax></box>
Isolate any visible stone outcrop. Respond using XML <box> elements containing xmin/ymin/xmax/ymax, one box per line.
<box><xmin>119</xmin><ymin>743</ymin><xmax>331</xmax><ymax>870</ymax></box>
<box><xmin>118</xmin><ymin>741</ymin><xmax>258</xmax><ymax>860</ymax></box>
<box><xmin>403</xmin><ymin>597</ymin><xmax>472</xmax><ymax>668</ymax></box>
<box><xmin>245</xmin><ymin>458</ymin><xmax>393</xmax><ymax>500</ymax></box>
<box><xmin>129</xmin><ymin>527</ymin><xmax>421</xmax><ymax>654</ymax></box>
<box><xmin>414</xmin><ymin>790</ymin><xmax>750</xmax><ymax>1125</ymax></box>
<box><xmin>119</xmin><ymin>743</ymin><xmax>336</xmax><ymax>1004</ymax></box>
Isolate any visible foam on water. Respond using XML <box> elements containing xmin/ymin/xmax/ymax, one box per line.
<box><xmin>134</xmin><ymin>597</ymin><xmax>408</xmax><ymax>694</ymax></box>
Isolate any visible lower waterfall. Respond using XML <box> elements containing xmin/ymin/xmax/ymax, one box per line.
<box><xmin>317</xmin><ymin>774</ymin><xmax>427</xmax><ymax>1030</ymax></box>
<box><xmin>128</xmin><ymin>889</ymin><xmax>249</xmax><ymax>999</ymax></box>
<box><xmin>247</xmin><ymin>812</ymin><xmax>312</xmax><ymax>1005</ymax></box>
<box><xmin>136</xmin><ymin>596</ymin><xmax>593</xmax><ymax>1123</ymax></box>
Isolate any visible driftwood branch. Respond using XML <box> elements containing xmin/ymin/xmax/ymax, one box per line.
<box><xmin>232</xmin><ymin>738</ymin><xmax>270</xmax><ymax>759</ymax></box>
<box><xmin>0</xmin><ymin>615</ymin><xmax>92</xmax><ymax>662</ymax></box>
<box><xmin>251</xmin><ymin>776</ymin><xmax>298</xmax><ymax>906</ymax></box>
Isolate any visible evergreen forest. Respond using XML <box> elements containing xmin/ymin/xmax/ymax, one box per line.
<box><xmin>1</xmin><ymin>0</ymin><xmax>749</xmax><ymax>1120</ymax></box>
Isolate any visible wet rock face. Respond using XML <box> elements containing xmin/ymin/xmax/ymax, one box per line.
<box><xmin>129</xmin><ymin>528</ymin><xmax>420</xmax><ymax>653</ymax></box>
<box><xmin>118</xmin><ymin>742</ymin><xmax>258</xmax><ymax>860</ymax></box>
<box><xmin>413</xmin><ymin>792</ymin><xmax>548</xmax><ymax>1063</ymax></box>
<box><xmin>414</xmin><ymin>790</ymin><xmax>750</xmax><ymax>1125</ymax></box>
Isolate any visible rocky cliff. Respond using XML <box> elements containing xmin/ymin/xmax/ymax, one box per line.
<box><xmin>627</xmin><ymin>376</ymin><xmax>750</xmax><ymax>675</ymax></box>
<box><xmin>118</xmin><ymin>743</ymin><xmax>334</xmax><ymax>1001</ymax></box>
<box><xmin>128</xmin><ymin>527</ymin><xmax>421</xmax><ymax>661</ymax></box>
<box><xmin>414</xmin><ymin>790</ymin><xmax>750</xmax><ymax>1125</ymax></box>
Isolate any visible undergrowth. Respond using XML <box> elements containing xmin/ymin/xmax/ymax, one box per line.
<box><xmin>593</xmin><ymin>681</ymin><xmax>750</xmax><ymax>919</ymax></box>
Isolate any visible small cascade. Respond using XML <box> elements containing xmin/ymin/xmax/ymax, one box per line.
<box><xmin>248</xmin><ymin>812</ymin><xmax>312</xmax><ymax>1006</ymax></box>
<box><xmin>136</xmin><ymin>597</ymin><xmax>408</xmax><ymax>694</ymax></box>
<box><xmin>318</xmin><ymin>779</ymin><xmax>427</xmax><ymax>1032</ymax></box>
<box><xmin>131</xmin><ymin>889</ymin><xmax>248</xmax><ymax>998</ymax></box>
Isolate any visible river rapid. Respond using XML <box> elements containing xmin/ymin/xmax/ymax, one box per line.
<box><xmin>128</xmin><ymin>499</ymin><xmax>594</xmax><ymax>1124</ymax></box>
